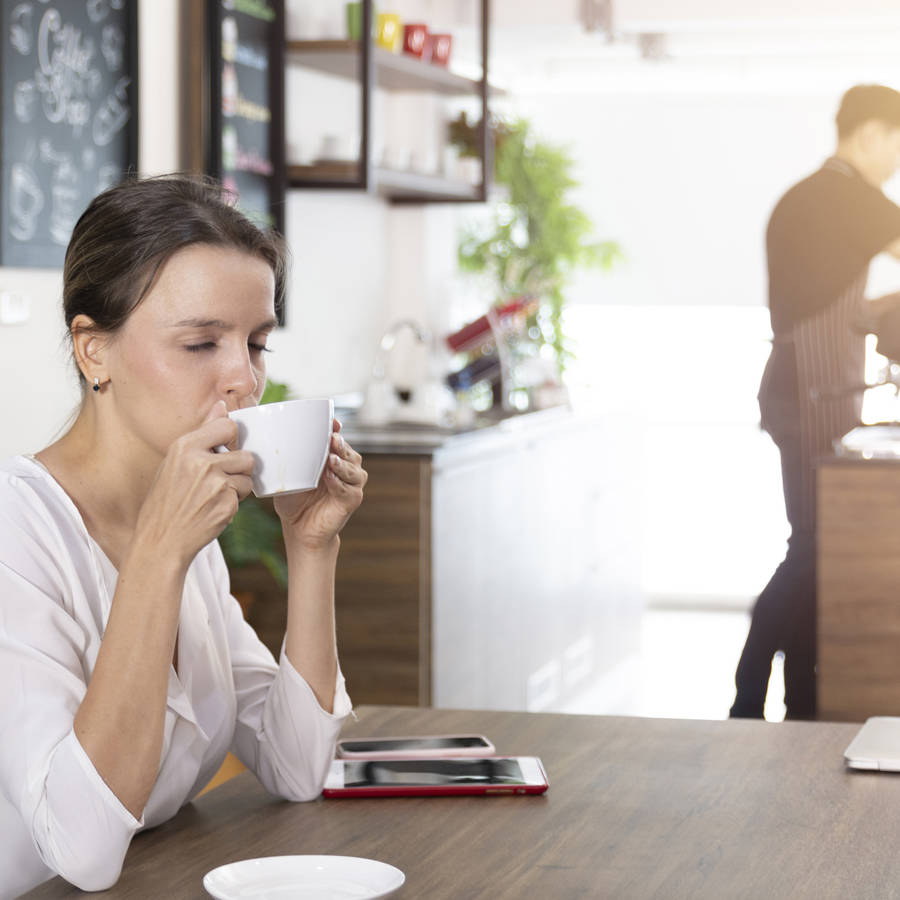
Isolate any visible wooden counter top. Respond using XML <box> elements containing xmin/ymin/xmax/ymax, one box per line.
<box><xmin>339</xmin><ymin>405</ymin><xmax>576</xmax><ymax>458</ymax></box>
<box><xmin>817</xmin><ymin>455</ymin><xmax>900</xmax><ymax>466</ymax></box>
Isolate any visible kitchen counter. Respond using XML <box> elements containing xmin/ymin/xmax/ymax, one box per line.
<box><xmin>339</xmin><ymin>405</ymin><xmax>576</xmax><ymax>456</ymax></box>
<box><xmin>817</xmin><ymin>452</ymin><xmax>900</xmax><ymax>720</ymax></box>
<box><xmin>823</xmin><ymin>423</ymin><xmax>900</xmax><ymax>463</ymax></box>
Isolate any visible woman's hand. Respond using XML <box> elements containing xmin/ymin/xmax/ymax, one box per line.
<box><xmin>134</xmin><ymin>401</ymin><xmax>255</xmax><ymax>570</ymax></box>
<box><xmin>273</xmin><ymin>420</ymin><xmax>366</xmax><ymax>550</ymax></box>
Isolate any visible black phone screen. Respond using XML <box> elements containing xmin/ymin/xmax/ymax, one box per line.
<box><xmin>341</xmin><ymin>736</ymin><xmax>489</xmax><ymax>753</ymax></box>
<box><xmin>343</xmin><ymin>758</ymin><xmax>526</xmax><ymax>787</ymax></box>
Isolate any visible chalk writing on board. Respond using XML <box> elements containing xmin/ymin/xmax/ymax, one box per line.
<box><xmin>87</xmin><ymin>0</ymin><xmax>125</xmax><ymax>26</ymax></box>
<box><xmin>9</xmin><ymin>158</ymin><xmax>43</xmax><ymax>242</ymax></box>
<box><xmin>1</xmin><ymin>0</ymin><xmax>136</xmax><ymax>266</ymax></box>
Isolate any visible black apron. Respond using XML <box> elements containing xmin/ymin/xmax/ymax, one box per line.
<box><xmin>758</xmin><ymin>270</ymin><xmax>868</xmax><ymax>533</ymax></box>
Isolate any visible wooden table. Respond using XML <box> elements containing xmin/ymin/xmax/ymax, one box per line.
<box><xmin>23</xmin><ymin>706</ymin><xmax>900</xmax><ymax>899</ymax></box>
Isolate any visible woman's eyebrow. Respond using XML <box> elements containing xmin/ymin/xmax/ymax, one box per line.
<box><xmin>170</xmin><ymin>317</ymin><xmax>231</xmax><ymax>329</ymax></box>
<box><xmin>170</xmin><ymin>317</ymin><xmax>278</xmax><ymax>331</ymax></box>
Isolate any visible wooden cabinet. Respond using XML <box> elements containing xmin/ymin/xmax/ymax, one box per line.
<box><xmin>228</xmin><ymin>457</ymin><xmax>432</xmax><ymax>706</ymax></box>
<box><xmin>285</xmin><ymin>0</ymin><xmax>493</xmax><ymax>202</ymax></box>
<box><xmin>817</xmin><ymin>460</ymin><xmax>900</xmax><ymax>721</ymax></box>
<box><xmin>334</xmin><ymin>455</ymin><xmax>433</xmax><ymax>705</ymax></box>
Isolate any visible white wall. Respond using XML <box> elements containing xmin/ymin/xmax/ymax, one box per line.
<box><xmin>489</xmin><ymin>0</ymin><xmax>900</xmax><ymax>26</ymax></box>
<box><xmin>516</xmin><ymin>89</ymin><xmax>838</xmax><ymax>309</ymax></box>
<box><xmin>267</xmin><ymin>189</ymin><xmax>389</xmax><ymax>396</ymax></box>
<box><xmin>0</xmin><ymin>0</ymin><xmax>181</xmax><ymax>459</ymax></box>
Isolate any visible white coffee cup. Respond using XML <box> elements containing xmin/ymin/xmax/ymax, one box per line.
<box><xmin>226</xmin><ymin>398</ymin><xmax>334</xmax><ymax>497</ymax></box>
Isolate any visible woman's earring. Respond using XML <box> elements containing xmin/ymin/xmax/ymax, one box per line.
<box><xmin>92</xmin><ymin>377</ymin><xmax>100</xmax><ymax>393</ymax></box>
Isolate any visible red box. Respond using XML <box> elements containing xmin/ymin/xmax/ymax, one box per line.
<box><xmin>403</xmin><ymin>23</ymin><xmax>429</xmax><ymax>59</ymax></box>
<box><xmin>429</xmin><ymin>33</ymin><xmax>452</xmax><ymax>67</ymax></box>
<box><xmin>445</xmin><ymin>297</ymin><xmax>534</xmax><ymax>353</ymax></box>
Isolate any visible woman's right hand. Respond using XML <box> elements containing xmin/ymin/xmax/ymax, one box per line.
<box><xmin>133</xmin><ymin>400</ymin><xmax>254</xmax><ymax>571</ymax></box>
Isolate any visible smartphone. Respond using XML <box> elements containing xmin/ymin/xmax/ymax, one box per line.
<box><xmin>336</xmin><ymin>734</ymin><xmax>495</xmax><ymax>759</ymax></box>
<box><xmin>322</xmin><ymin>756</ymin><xmax>549</xmax><ymax>798</ymax></box>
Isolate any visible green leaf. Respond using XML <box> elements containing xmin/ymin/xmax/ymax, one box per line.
<box><xmin>260</xmin><ymin>380</ymin><xmax>290</xmax><ymax>405</ymax></box>
<box><xmin>260</xmin><ymin>548</ymin><xmax>289</xmax><ymax>590</ymax></box>
<box><xmin>219</xmin><ymin>496</ymin><xmax>288</xmax><ymax>588</ymax></box>
<box><xmin>456</xmin><ymin>115</ymin><xmax>623</xmax><ymax>373</ymax></box>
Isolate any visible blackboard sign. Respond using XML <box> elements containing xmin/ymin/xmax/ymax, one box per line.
<box><xmin>0</xmin><ymin>0</ymin><xmax>138</xmax><ymax>268</ymax></box>
<box><xmin>207</xmin><ymin>0</ymin><xmax>284</xmax><ymax>235</ymax></box>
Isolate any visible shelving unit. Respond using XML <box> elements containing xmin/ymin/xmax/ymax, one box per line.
<box><xmin>374</xmin><ymin>167</ymin><xmax>481</xmax><ymax>201</ymax></box>
<box><xmin>286</xmin><ymin>40</ymin><xmax>484</xmax><ymax>95</ymax></box>
<box><xmin>287</xmin><ymin>162</ymin><xmax>481</xmax><ymax>201</ymax></box>
<box><xmin>285</xmin><ymin>1</ymin><xmax>492</xmax><ymax>203</ymax></box>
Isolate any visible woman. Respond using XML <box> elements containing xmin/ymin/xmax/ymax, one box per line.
<box><xmin>0</xmin><ymin>175</ymin><xmax>367</xmax><ymax>896</ymax></box>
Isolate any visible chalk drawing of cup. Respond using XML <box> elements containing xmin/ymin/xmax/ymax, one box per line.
<box><xmin>13</xmin><ymin>81</ymin><xmax>37</xmax><ymax>123</ymax></box>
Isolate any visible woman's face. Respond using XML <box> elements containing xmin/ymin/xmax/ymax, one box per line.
<box><xmin>102</xmin><ymin>243</ymin><xmax>278</xmax><ymax>459</ymax></box>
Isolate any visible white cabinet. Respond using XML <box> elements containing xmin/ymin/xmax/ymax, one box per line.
<box><xmin>430</xmin><ymin>413</ymin><xmax>644</xmax><ymax>711</ymax></box>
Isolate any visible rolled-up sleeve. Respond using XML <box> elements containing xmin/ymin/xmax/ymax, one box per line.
<box><xmin>0</xmin><ymin>562</ymin><xmax>142</xmax><ymax>891</ymax></box>
<box><xmin>233</xmin><ymin>640</ymin><xmax>351</xmax><ymax>801</ymax></box>
<box><xmin>36</xmin><ymin>731</ymin><xmax>143</xmax><ymax>888</ymax></box>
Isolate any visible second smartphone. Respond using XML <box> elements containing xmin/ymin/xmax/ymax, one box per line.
<box><xmin>336</xmin><ymin>734</ymin><xmax>495</xmax><ymax>759</ymax></box>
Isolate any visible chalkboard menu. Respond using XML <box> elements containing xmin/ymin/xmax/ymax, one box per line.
<box><xmin>207</xmin><ymin>0</ymin><xmax>284</xmax><ymax>235</ymax></box>
<box><xmin>0</xmin><ymin>0</ymin><xmax>138</xmax><ymax>268</ymax></box>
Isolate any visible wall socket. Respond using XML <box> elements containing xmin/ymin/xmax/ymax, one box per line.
<box><xmin>0</xmin><ymin>292</ymin><xmax>30</xmax><ymax>325</ymax></box>
<box><xmin>526</xmin><ymin>660</ymin><xmax>561</xmax><ymax>712</ymax></box>
<box><xmin>564</xmin><ymin>636</ymin><xmax>595</xmax><ymax>689</ymax></box>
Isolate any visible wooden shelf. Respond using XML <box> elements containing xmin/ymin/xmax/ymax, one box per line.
<box><xmin>374</xmin><ymin>167</ymin><xmax>480</xmax><ymax>200</ymax></box>
<box><xmin>288</xmin><ymin>161</ymin><xmax>360</xmax><ymax>183</ymax></box>
<box><xmin>286</xmin><ymin>39</ymin><xmax>492</xmax><ymax>96</ymax></box>
<box><xmin>287</xmin><ymin>162</ymin><xmax>481</xmax><ymax>201</ymax></box>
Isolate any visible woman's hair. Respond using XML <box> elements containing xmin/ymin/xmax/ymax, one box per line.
<box><xmin>63</xmin><ymin>173</ymin><xmax>287</xmax><ymax>384</ymax></box>
<box><xmin>836</xmin><ymin>84</ymin><xmax>900</xmax><ymax>140</ymax></box>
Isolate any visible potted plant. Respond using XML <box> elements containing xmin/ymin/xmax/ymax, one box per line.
<box><xmin>219</xmin><ymin>379</ymin><xmax>290</xmax><ymax>618</ymax></box>
<box><xmin>450</xmin><ymin>112</ymin><xmax>622</xmax><ymax>375</ymax></box>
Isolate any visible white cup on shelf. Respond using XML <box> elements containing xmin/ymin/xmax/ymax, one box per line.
<box><xmin>410</xmin><ymin>149</ymin><xmax>439</xmax><ymax>175</ymax></box>
<box><xmin>318</xmin><ymin>134</ymin><xmax>341</xmax><ymax>160</ymax></box>
<box><xmin>458</xmin><ymin>156</ymin><xmax>482</xmax><ymax>185</ymax></box>
<box><xmin>383</xmin><ymin>146</ymin><xmax>412</xmax><ymax>171</ymax></box>
<box><xmin>441</xmin><ymin>144</ymin><xmax>460</xmax><ymax>178</ymax></box>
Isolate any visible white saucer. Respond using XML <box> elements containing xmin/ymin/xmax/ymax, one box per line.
<box><xmin>203</xmin><ymin>855</ymin><xmax>405</xmax><ymax>899</ymax></box>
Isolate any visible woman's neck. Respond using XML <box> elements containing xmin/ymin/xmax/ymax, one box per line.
<box><xmin>36</xmin><ymin>407</ymin><xmax>162</xmax><ymax>566</ymax></box>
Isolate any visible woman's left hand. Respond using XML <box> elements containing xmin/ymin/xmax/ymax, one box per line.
<box><xmin>273</xmin><ymin>421</ymin><xmax>367</xmax><ymax>550</ymax></box>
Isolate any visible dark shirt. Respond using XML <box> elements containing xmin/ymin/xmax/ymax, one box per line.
<box><xmin>767</xmin><ymin>157</ymin><xmax>900</xmax><ymax>334</ymax></box>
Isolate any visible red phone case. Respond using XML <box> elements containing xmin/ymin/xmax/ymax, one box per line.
<box><xmin>323</xmin><ymin>783</ymin><xmax>548</xmax><ymax>798</ymax></box>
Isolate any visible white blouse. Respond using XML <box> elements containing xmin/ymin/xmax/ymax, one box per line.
<box><xmin>0</xmin><ymin>456</ymin><xmax>352</xmax><ymax>897</ymax></box>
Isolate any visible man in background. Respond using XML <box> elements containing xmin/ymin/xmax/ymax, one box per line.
<box><xmin>731</xmin><ymin>84</ymin><xmax>900</xmax><ymax>720</ymax></box>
